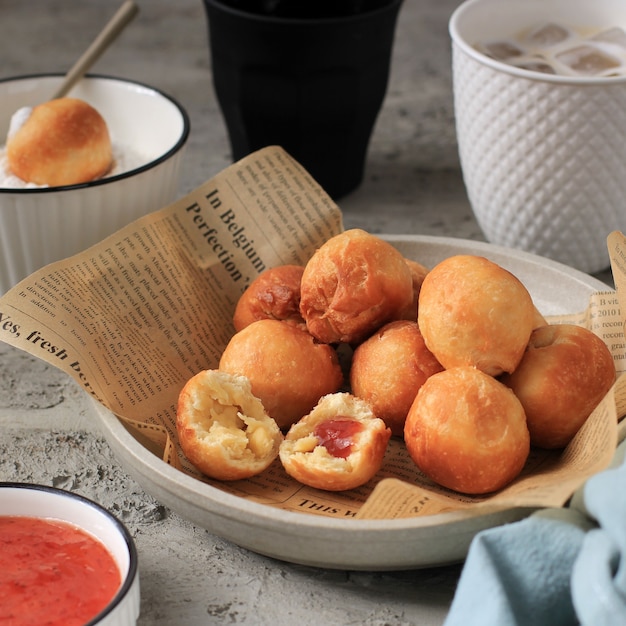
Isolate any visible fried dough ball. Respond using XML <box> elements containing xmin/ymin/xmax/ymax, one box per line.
<box><xmin>350</xmin><ymin>320</ymin><xmax>444</xmax><ymax>437</ymax></box>
<box><xmin>279</xmin><ymin>392</ymin><xmax>391</xmax><ymax>491</ymax></box>
<box><xmin>176</xmin><ymin>370</ymin><xmax>283</xmax><ymax>481</ymax></box>
<box><xmin>404</xmin><ymin>366</ymin><xmax>530</xmax><ymax>495</ymax></box>
<box><xmin>502</xmin><ymin>324</ymin><xmax>615</xmax><ymax>449</ymax></box>
<box><xmin>219</xmin><ymin>319</ymin><xmax>343</xmax><ymax>429</ymax></box>
<box><xmin>532</xmin><ymin>305</ymin><xmax>548</xmax><ymax>329</ymax></box>
<box><xmin>233</xmin><ymin>264</ymin><xmax>305</xmax><ymax>331</ymax></box>
<box><xmin>405</xmin><ymin>258</ymin><xmax>429</xmax><ymax>292</ymax></box>
<box><xmin>417</xmin><ymin>255</ymin><xmax>535</xmax><ymax>376</ymax></box>
<box><xmin>401</xmin><ymin>257</ymin><xmax>430</xmax><ymax>320</ymax></box>
<box><xmin>7</xmin><ymin>98</ymin><xmax>112</xmax><ymax>186</ymax></box>
<box><xmin>299</xmin><ymin>229</ymin><xmax>414</xmax><ymax>344</ymax></box>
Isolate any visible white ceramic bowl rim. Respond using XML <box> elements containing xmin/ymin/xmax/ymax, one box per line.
<box><xmin>0</xmin><ymin>73</ymin><xmax>190</xmax><ymax>195</ymax></box>
<box><xmin>449</xmin><ymin>0</ymin><xmax>626</xmax><ymax>85</ymax></box>
<box><xmin>0</xmin><ymin>481</ymin><xmax>139</xmax><ymax>625</ymax></box>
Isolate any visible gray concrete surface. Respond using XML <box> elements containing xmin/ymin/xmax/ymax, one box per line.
<box><xmin>0</xmin><ymin>1</ymin><xmax>613</xmax><ymax>624</ymax></box>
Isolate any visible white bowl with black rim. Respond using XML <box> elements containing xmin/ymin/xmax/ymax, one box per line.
<box><xmin>0</xmin><ymin>73</ymin><xmax>190</xmax><ymax>295</ymax></box>
<box><xmin>0</xmin><ymin>482</ymin><xmax>140</xmax><ymax>625</ymax></box>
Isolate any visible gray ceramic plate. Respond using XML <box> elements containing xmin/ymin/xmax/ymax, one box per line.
<box><xmin>91</xmin><ymin>235</ymin><xmax>611</xmax><ymax>570</ymax></box>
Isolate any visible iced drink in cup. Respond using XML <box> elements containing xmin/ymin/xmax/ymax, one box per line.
<box><xmin>449</xmin><ymin>0</ymin><xmax>626</xmax><ymax>274</ymax></box>
<box><xmin>477</xmin><ymin>22</ymin><xmax>626</xmax><ymax>77</ymax></box>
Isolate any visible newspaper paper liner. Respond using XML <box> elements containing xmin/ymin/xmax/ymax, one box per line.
<box><xmin>0</xmin><ymin>146</ymin><xmax>625</xmax><ymax>522</ymax></box>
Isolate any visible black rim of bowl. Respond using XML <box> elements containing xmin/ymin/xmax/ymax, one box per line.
<box><xmin>0</xmin><ymin>73</ymin><xmax>191</xmax><ymax>194</ymax></box>
<box><xmin>0</xmin><ymin>481</ymin><xmax>139</xmax><ymax>624</ymax></box>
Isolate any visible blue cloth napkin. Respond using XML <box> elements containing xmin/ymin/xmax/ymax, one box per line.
<box><xmin>444</xmin><ymin>441</ymin><xmax>626</xmax><ymax>626</ymax></box>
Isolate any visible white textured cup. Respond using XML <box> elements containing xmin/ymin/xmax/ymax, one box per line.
<box><xmin>450</xmin><ymin>0</ymin><xmax>626</xmax><ymax>273</ymax></box>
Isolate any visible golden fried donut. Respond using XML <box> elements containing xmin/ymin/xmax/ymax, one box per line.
<box><xmin>401</xmin><ymin>257</ymin><xmax>430</xmax><ymax>320</ymax></box>
<box><xmin>233</xmin><ymin>264</ymin><xmax>305</xmax><ymax>331</ymax></box>
<box><xmin>417</xmin><ymin>255</ymin><xmax>535</xmax><ymax>376</ymax></box>
<box><xmin>299</xmin><ymin>229</ymin><xmax>414</xmax><ymax>344</ymax></box>
<box><xmin>350</xmin><ymin>320</ymin><xmax>443</xmax><ymax>437</ymax></box>
<box><xmin>219</xmin><ymin>319</ymin><xmax>343</xmax><ymax>429</ymax></box>
<box><xmin>279</xmin><ymin>392</ymin><xmax>391</xmax><ymax>491</ymax></box>
<box><xmin>6</xmin><ymin>97</ymin><xmax>112</xmax><ymax>186</ymax></box>
<box><xmin>404</xmin><ymin>366</ymin><xmax>530</xmax><ymax>495</ymax></box>
<box><xmin>532</xmin><ymin>305</ymin><xmax>548</xmax><ymax>329</ymax></box>
<box><xmin>502</xmin><ymin>324</ymin><xmax>615</xmax><ymax>449</ymax></box>
<box><xmin>176</xmin><ymin>369</ymin><xmax>283</xmax><ymax>481</ymax></box>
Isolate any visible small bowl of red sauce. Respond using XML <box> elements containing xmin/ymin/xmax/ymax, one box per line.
<box><xmin>0</xmin><ymin>482</ymin><xmax>140</xmax><ymax>626</ymax></box>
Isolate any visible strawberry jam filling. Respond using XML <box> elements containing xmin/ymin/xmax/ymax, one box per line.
<box><xmin>313</xmin><ymin>418</ymin><xmax>363</xmax><ymax>458</ymax></box>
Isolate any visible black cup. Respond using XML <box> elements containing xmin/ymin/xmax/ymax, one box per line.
<box><xmin>203</xmin><ymin>0</ymin><xmax>403</xmax><ymax>199</ymax></box>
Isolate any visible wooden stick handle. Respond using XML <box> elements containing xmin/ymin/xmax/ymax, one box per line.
<box><xmin>52</xmin><ymin>1</ymin><xmax>139</xmax><ymax>100</ymax></box>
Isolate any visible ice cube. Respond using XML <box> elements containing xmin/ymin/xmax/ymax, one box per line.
<box><xmin>524</xmin><ymin>23</ymin><xmax>570</xmax><ymax>47</ymax></box>
<box><xmin>513</xmin><ymin>60</ymin><xmax>556</xmax><ymax>75</ymax></box>
<box><xmin>592</xmin><ymin>27</ymin><xmax>626</xmax><ymax>50</ymax></box>
<box><xmin>555</xmin><ymin>44</ymin><xmax>621</xmax><ymax>75</ymax></box>
<box><xmin>476</xmin><ymin>40</ymin><xmax>523</xmax><ymax>61</ymax></box>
